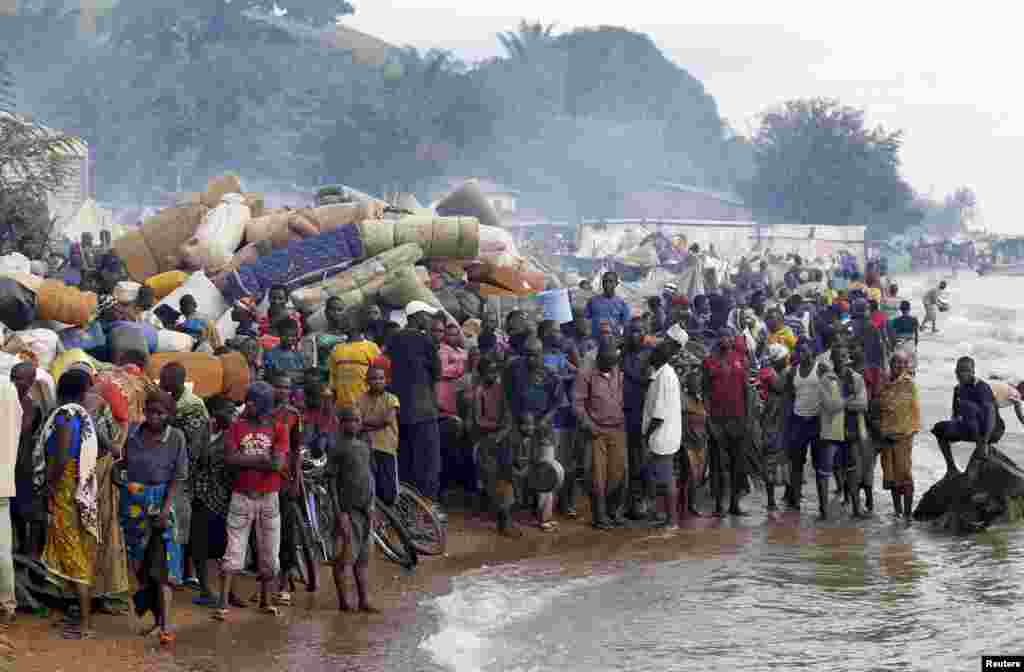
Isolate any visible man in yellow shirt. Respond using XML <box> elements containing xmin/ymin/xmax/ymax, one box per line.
<box><xmin>329</xmin><ymin>313</ymin><xmax>382</xmax><ymax>409</ymax></box>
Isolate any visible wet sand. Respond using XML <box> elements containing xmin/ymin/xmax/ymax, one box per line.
<box><xmin>5</xmin><ymin>505</ymin><xmax>702</xmax><ymax>672</ymax></box>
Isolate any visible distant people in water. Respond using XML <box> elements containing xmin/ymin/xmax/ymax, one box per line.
<box><xmin>921</xmin><ymin>281</ymin><xmax>948</xmax><ymax>334</ymax></box>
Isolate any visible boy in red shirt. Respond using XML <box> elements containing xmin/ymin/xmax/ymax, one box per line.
<box><xmin>214</xmin><ymin>382</ymin><xmax>288</xmax><ymax>621</ymax></box>
<box><xmin>267</xmin><ymin>370</ymin><xmax>307</xmax><ymax>602</ymax></box>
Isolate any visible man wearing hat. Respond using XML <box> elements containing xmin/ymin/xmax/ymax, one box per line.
<box><xmin>389</xmin><ymin>301</ymin><xmax>445</xmax><ymax>521</ymax></box>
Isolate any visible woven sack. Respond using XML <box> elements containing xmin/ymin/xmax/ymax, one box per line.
<box><xmin>201</xmin><ymin>174</ymin><xmax>242</xmax><ymax>208</ymax></box>
<box><xmin>393</xmin><ymin>216</ymin><xmax>435</xmax><ymax>252</ymax></box>
<box><xmin>112</xmin><ymin>230</ymin><xmax>160</xmax><ymax>282</ymax></box>
<box><xmin>378</xmin><ymin>266</ymin><xmax>440</xmax><ymax>308</ymax></box>
<box><xmin>181</xmin><ymin>193</ymin><xmax>250</xmax><ymax>271</ymax></box>
<box><xmin>358</xmin><ymin>219</ymin><xmax>396</xmax><ymax>258</ymax></box>
<box><xmin>243</xmin><ymin>193</ymin><xmax>265</xmax><ymax>218</ymax></box>
<box><xmin>139</xmin><ymin>204</ymin><xmax>208</xmax><ymax>273</ymax></box>
<box><xmin>290</xmin><ymin>243</ymin><xmax>423</xmax><ymax>312</ymax></box>
<box><xmin>35</xmin><ymin>279</ymin><xmax>97</xmax><ymax>327</ymax></box>
<box><xmin>243</xmin><ymin>212</ymin><xmax>294</xmax><ymax>248</ymax></box>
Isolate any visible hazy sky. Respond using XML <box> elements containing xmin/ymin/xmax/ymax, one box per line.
<box><xmin>345</xmin><ymin>2</ymin><xmax>1017</xmax><ymax>232</ymax></box>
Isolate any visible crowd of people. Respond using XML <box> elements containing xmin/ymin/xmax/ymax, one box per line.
<box><xmin>1</xmin><ymin>249</ymin><xmax>1022</xmax><ymax>648</ymax></box>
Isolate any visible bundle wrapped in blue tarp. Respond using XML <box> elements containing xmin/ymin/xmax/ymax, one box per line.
<box><xmin>220</xmin><ymin>223</ymin><xmax>364</xmax><ymax>303</ymax></box>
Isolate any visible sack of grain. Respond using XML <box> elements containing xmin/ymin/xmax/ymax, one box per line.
<box><xmin>138</xmin><ymin>204</ymin><xmax>209</xmax><ymax>273</ymax></box>
<box><xmin>201</xmin><ymin>174</ymin><xmax>243</xmax><ymax>208</ymax></box>
<box><xmin>145</xmin><ymin>270</ymin><xmax>190</xmax><ymax>301</ymax></box>
<box><xmin>180</xmin><ymin>193</ymin><xmax>250</xmax><ymax>271</ymax></box>
<box><xmin>112</xmin><ymin>229</ymin><xmax>160</xmax><ymax>282</ymax></box>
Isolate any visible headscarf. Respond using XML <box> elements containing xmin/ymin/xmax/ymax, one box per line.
<box><xmin>35</xmin><ymin>403</ymin><xmax>100</xmax><ymax>540</ymax></box>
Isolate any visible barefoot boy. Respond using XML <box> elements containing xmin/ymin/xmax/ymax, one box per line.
<box><xmin>329</xmin><ymin>407</ymin><xmax>378</xmax><ymax>612</ymax></box>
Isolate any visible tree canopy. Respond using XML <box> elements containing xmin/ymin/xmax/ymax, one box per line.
<box><xmin>742</xmin><ymin>98</ymin><xmax>922</xmax><ymax>237</ymax></box>
<box><xmin>9</xmin><ymin>12</ymin><xmax>752</xmax><ymax>217</ymax></box>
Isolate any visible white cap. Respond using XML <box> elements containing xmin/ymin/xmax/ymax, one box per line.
<box><xmin>666</xmin><ymin>323</ymin><xmax>688</xmax><ymax>348</ymax></box>
<box><xmin>767</xmin><ymin>343</ymin><xmax>789</xmax><ymax>362</ymax></box>
<box><xmin>405</xmin><ymin>300</ymin><xmax>438</xmax><ymax>319</ymax></box>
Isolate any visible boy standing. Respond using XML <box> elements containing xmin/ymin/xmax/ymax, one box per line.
<box><xmin>215</xmin><ymin>382</ymin><xmax>287</xmax><ymax>621</ymax></box>
<box><xmin>328</xmin><ymin>408</ymin><xmax>377</xmax><ymax>613</ymax></box>
<box><xmin>357</xmin><ymin>366</ymin><xmax>401</xmax><ymax>507</ymax></box>
<box><xmin>478</xmin><ymin>413</ymin><xmax>538</xmax><ymax>538</ymax></box>
<box><xmin>268</xmin><ymin>370</ymin><xmax>306</xmax><ymax>601</ymax></box>
<box><xmin>262</xmin><ymin>319</ymin><xmax>307</xmax><ymax>385</ymax></box>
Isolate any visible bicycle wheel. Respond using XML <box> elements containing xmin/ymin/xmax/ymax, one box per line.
<box><xmin>395</xmin><ymin>483</ymin><xmax>447</xmax><ymax>556</ymax></box>
<box><xmin>371</xmin><ymin>503</ymin><xmax>418</xmax><ymax>569</ymax></box>
<box><xmin>286</xmin><ymin>501</ymin><xmax>319</xmax><ymax>592</ymax></box>
<box><xmin>315</xmin><ymin>487</ymin><xmax>337</xmax><ymax>563</ymax></box>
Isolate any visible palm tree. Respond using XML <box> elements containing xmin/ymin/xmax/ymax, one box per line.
<box><xmin>497</xmin><ymin>20</ymin><xmax>557</xmax><ymax>62</ymax></box>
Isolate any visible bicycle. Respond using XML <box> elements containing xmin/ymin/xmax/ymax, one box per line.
<box><xmin>299</xmin><ymin>448</ymin><xmax>418</xmax><ymax>570</ymax></box>
<box><xmin>393</xmin><ymin>482</ymin><xmax>447</xmax><ymax>556</ymax></box>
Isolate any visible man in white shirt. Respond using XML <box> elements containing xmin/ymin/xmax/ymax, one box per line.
<box><xmin>642</xmin><ymin>341</ymin><xmax>683</xmax><ymax>530</ymax></box>
<box><xmin>0</xmin><ymin>379</ymin><xmax>22</xmax><ymax>622</ymax></box>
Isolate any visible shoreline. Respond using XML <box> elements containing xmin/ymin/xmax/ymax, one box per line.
<box><xmin>4</xmin><ymin>504</ymin><xmax>701</xmax><ymax>672</ymax></box>
<box><xmin>3</xmin><ymin>435</ymin><xmax>1011</xmax><ymax>672</ymax></box>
